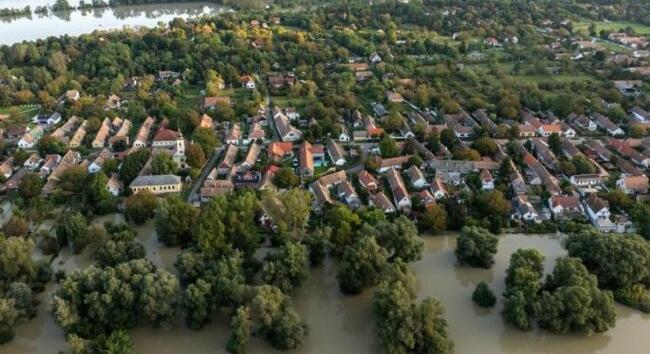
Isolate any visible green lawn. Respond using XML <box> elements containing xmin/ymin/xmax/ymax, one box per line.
<box><xmin>574</xmin><ymin>20</ymin><xmax>650</xmax><ymax>35</ymax></box>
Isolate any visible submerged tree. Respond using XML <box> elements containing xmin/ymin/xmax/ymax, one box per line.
<box><xmin>455</xmin><ymin>226</ymin><xmax>499</xmax><ymax>268</ymax></box>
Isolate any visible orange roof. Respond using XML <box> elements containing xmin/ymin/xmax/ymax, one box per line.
<box><xmin>269</xmin><ymin>142</ymin><xmax>293</xmax><ymax>157</ymax></box>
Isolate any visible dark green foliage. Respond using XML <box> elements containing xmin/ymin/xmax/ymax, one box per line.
<box><xmin>373</xmin><ymin>261</ymin><xmax>453</xmax><ymax>354</ymax></box>
<box><xmin>124</xmin><ymin>191</ymin><xmax>157</xmax><ymax>224</ymax></box>
<box><xmin>50</xmin><ymin>259</ymin><xmax>179</xmax><ymax>338</ymax></box>
<box><xmin>119</xmin><ymin>149</ymin><xmax>150</xmax><ymax>185</ymax></box>
<box><xmin>249</xmin><ymin>285</ymin><xmax>307</xmax><ymax>350</ymax></box>
<box><xmin>502</xmin><ymin>249</ymin><xmax>544</xmax><ymax>330</ymax></box>
<box><xmin>93</xmin><ymin>226</ymin><xmax>146</xmax><ymax>267</ymax></box>
<box><xmin>261</xmin><ymin>242</ymin><xmax>310</xmax><ymax>293</ymax></box>
<box><xmin>56</xmin><ymin>212</ymin><xmax>89</xmax><ymax>254</ymax></box>
<box><xmin>337</xmin><ymin>236</ymin><xmax>388</xmax><ymax>295</ymax></box>
<box><xmin>226</xmin><ymin>306</ymin><xmax>251</xmax><ymax>354</ymax></box>
<box><xmin>455</xmin><ymin>226</ymin><xmax>499</xmax><ymax>268</ymax></box>
<box><xmin>303</xmin><ymin>227</ymin><xmax>332</xmax><ymax>266</ymax></box>
<box><xmin>534</xmin><ymin>257</ymin><xmax>616</xmax><ymax>335</ymax></box>
<box><xmin>95</xmin><ymin>330</ymin><xmax>136</xmax><ymax>354</ymax></box>
<box><xmin>472</xmin><ymin>281</ymin><xmax>496</xmax><ymax>308</ymax></box>
<box><xmin>155</xmin><ymin>196</ymin><xmax>199</xmax><ymax>247</ymax></box>
<box><xmin>273</xmin><ymin>167</ymin><xmax>300</xmax><ymax>189</ymax></box>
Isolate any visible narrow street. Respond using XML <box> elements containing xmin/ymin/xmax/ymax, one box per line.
<box><xmin>186</xmin><ymin>146</ymin><xmax>224</xmax><ymax>204</ymax></box>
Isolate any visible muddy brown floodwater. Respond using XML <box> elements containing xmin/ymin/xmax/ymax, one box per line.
<box><xmin>6</xmin><ymin>229</ymin><xmax>650</xmax><ymax>354</ymax></box>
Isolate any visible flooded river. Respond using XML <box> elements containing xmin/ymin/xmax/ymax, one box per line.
<box><xmin>0</xmin><ymin>1</ymin><xmax>227</xmax><ymax>45</ymax></box>
<box><xmin>5</xmin><ymin>227</ymin><xmax>650</xmax><ymax>354</ymax></box>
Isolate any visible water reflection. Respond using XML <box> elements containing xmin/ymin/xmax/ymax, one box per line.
<box><xmin>0</xmin><ymin>2</ymin><xmax>226</xmax><ymax>45</ymax></box>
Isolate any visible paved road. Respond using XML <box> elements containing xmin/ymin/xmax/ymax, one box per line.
<box><xmin>187</xmin><ymin>146</ymin><xmax>223</xmax><ymax>204</ymax></box>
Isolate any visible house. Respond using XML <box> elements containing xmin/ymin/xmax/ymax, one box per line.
<box><xmin>585</xmin><ymin>139</ymin><xmax>611</xmax><ymax>161</ymax></box>
<box><xmin>248</xmin><ymin>123</ymin><xmax>266</xmax><ymax>142</ymax></box>
<box><xmin>369</xmin><ymin>52</ymin><xmax>382</xmax><ymax>64</ymax></box>
<box><xmin>68</xmin><ymin>120</ymin><xmax>88</xmax><ymax>148</ymax></box>
<box><xmin>105</xmin><ymin>94</ymin><xmax>121</xmax><ymax>110</ymax></box>
<box><xmin>51</xmin><ymin>116</ymin><xmax>80</xmax><ymax>144</ymax></box>
<box><xmin>225</xmin><ymin>123</ymin><xmax>243</xmax><ymax>145</ymax></box>
<box><xmin>485</xmin><ymin>37</ymin><xmax>499</xmax><ymax>47</ymax></box>
<box><xmin>18</xmin><ymin>126</ymin><xmax>44</xmax><ymax>148</ymax></box>
<box><xmin>632</xmin><ymin>106</ymin><xmax>650</xmax><ymax>122</ymax></box>
<box><xmin>537</xmin><ymin>124</ymin><xmax>561</xmax><ymax>137</ymax></box>
<box><xmin>584</xmin><ymin>193</ymin><xmax>616</xmax><ymax>232</ymax></box>
<box><xmin>617</xmin><ymin>175</ymin><xmax>649</xmax><ymax>194</ymax></box>
<box><xmin>445</xmin><ymin>111</ymin><xmax>478</xmax><ymax>138</ymax></box>
<box><xmin>430</xmin><ymin>177</ymin><xmax>447</xmax><ymax>200</ymax></box>
<box><xmin>363</xmin><ymin>115</ymin><xmax>384</xmax><ymax>137</ymax></box>
<box><xmin>152</xmin><ymin>128</ymin><xmax>186</xmax><ymax>167</ymax></box>
<box><xmin>549</xmin><ymin>195</ymin><xmax>583</xmax><ymax>219</ymax></box>
<box><xmin>39</xmin><ymin>154</ymin><xmax>61</xmax><ymax>177</ymax></box>
<box><xmin>284</xmin><ymin>107</ymin><xmax>300</xmax><ymax>120</ymax></box>
<box><xmin>358</xmin><ymin>170</ymin><xmax>379</xmax><ymax>192</ymax></box>
<box><xmin>32</xmin><ymin>112</ymin><xmax>62</xmax><ymax>126</ymax></box>
<box><xmin>299</xmin><ymin>141</ymin><xmax>315</xmax><ymax>178</ymax></box>
<box><xmin>327</xmin><ymin>140</ymin><xmax>346</xmax><ymax>166</ymax></box>
<box><xmin>268</xmin><ymin>72</ymin><xmax>296</xmax><ymax>89</ymax></box>
<box><xmin>5</xmin><ymin>126</ymin><xmax>27</xmax><ymax>141</ymax></box>
<box><xmin>407</xmin><ymin>165</ymin><xmax>427</xmax><ymax>189</ymax></box>
<box><xmin>386</xmin><ymin>91</ymin><xmax>404</xmax><ymax>103</ymax></box>
<box><xmin>133</xmin><ymin>116</ymin><xmax>155</xmax><ymax>148</ymax></box>
<box><xmin>309</xmin><ymin>181</ymin><xmax>334</xmax><ymax>207</ymax></box>
<box><xmin>593</xmin><ymin>113</ymin><xmax>624</xmax><ymax>136</ymax></box>
<box><xmin>88</xmin><ymin>148</ymin><xmax>113</xmax><ymax>173</ymax></box>
<box><xmin>569</xmin><ymin>174</ymin><xmax>602</xmax><ymax>189</ymax></box>
<box><xmin>268</xmin><ymin>142</ymin><xmax>294</xmax><ymax>162</ymax></box>
<box><xmin>368</xmin><ymin>192</ymin><xmax>396</xmax><ymax>213</ymax></box>
<box><xmin>199</xmin><ymin>114</ymin><xmax>213</xmax><ymax>129</ymax></box>
<box><xmin>65</xmin><ymin>90</ymin><xmax>80</xmax><ymax>101</ymax></box>
<box><xmin>0</xmin><ymin>158</ymin><xmax>14</xmax><ymax>179</ymax></box>
<box><xmin>338</xmin><ymin>127</ymin><xmax>350</xmax><ymax>142</ymax></box>
<box><xmin>513</xmin><ymin>195</ymin><xmax>540</xmax><ymax>223</ymax></box>
<box><xmin>200</xmin><ymin>179</ymin><xmax>234</xmax><ymax>202</ymax></box>
<box><xmin>130</xmin><ymin>175</ymin><xmax>182</xmax><ymax>195</ymax></box>
<box><xmin>109</xmin><ymin>119</ymin><xmax>131</xmax><ymax>147</ymax></box>
<box><xmin>92</xmin><ymin>118</ymin><xmax>111</xmax><ymax>148</ymax></box>
<box><xmin>378</xmin><ymin>156</ymin><xmax>411</xmax><ymax>173</ymax></box>
<box><xmin>337</xmin><ymin>180</ymin><xmax>361</xmax><ymax>209</ymax></box>
<box><xmin>23</xmin><ymin>153</ymin><xmax>43</xmax><ymax>170</ymax></box>
<box><xmin>106</xmin><ymin>175</ymin><xmax>123</xmax><ymax>196</ymax></box>
<box><xmin>573</xmin><ymin>114</ymin><xmax>598</xmax><ymax>131</ymax></box>
<box><xmin>241</xmin><ymin>75</ymin><xmax>256</xmax><ymax>89</ymax></box>
<box><xmin>217</xmin><ymin>144</ymin><xmax>239</xmax><ymax>175</ymax></box>
<box><xmin>242</xmin><ymin>143</ymin><xmax>261</xmax><ymax>169</ymax></box>
<box><xmin>275</xmin><ymin>114</ymin><xmax>302</xmax><ymax>142</ymax></box>
<box><xmin>386</xmin><ymin>168</ymin><xmax>411</xmax><ymax>211</ymax></box>
<box><xmin>560</xmin><ymin>122</ymin><xmax>576</xmax><ymax>138</ymax></box>
<box><xmin>516</xmin><ymin>123</ymin><xmax>537</xmax><ymax>137</ymax></box>
<box><xmin>480</xmin><ymin>169</ymin><xmax>494</xmax><ymax>190</ymax></box>
<box><xmin>203</xmin><ymin>96</ymin><xmax>231</xmax><ymax>109</ymax></box>
<box><xmin>42</xmin><ymin>150</ymin><xmax>81</xmax><ymax>194</ymax></box>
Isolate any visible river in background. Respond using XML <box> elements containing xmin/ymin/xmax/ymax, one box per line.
<box><xmin>0</xmin><ymin>1</ymin><xmax>228</xmax><ymax>45</ymax></box>
<box><xmin>5</xmin><ymin>224</ymin><xmax>650</xmax><ymax>354</ymax></box>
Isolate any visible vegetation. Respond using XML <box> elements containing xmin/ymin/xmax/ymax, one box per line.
<box><xmin>455</xmin><ymin>226</ymin><xmax>499</xmax><ymax>268</ymax></box>
<box><xmin>472</xmin><ymin>281</ymin><xmax>497</xmax><ymax>308</ymax></box>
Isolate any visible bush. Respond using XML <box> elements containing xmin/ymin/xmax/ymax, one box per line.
<box><xmin>614</xmin><ymin>284</ymin><xmax>650</xmax><ymax>313</ymax></box>
<box><xmin>455</xmin><ymin>226</ymin><xmax>498</xmax><ymax>268</ymax></box>
<box><xmin>472</xmin><ymin>281</ymin><xmax>496</xmax><ymax>308</ymax></box>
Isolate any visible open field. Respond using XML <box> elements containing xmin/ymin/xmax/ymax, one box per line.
<box><xmin>574</xmin><ymin>20</ymin><xmax>650</xmax><ymax>35</ymax></box>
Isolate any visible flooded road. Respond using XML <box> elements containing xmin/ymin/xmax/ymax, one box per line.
<box><xmin>6</xmin><ymin>230</ymin><xmax>650</xmax><ymax>354</ymax></box>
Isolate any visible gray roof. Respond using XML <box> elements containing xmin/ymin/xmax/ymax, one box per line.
<box><xmin>130</xmin><ymin>174</ymin><xmax>181</xmax><ymax>187</ymax></box>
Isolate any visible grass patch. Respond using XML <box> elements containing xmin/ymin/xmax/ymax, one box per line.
<box><xmin>574</xmin><ymin>20</ymin><xmax>650</xmax><ymax>35</ymax></box>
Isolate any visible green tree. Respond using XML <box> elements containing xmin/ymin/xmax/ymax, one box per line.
<box><xmin>96</xmin><ymin>330</ymin><xmax>136</xmax><ymax>354</ymax></box>
<box><xmin>502</xmin><ymin>249</ymin><xmax>545</xmax><ymax>330</ymax></box>
<box><xmin>261</xmin><ymin>189</ymin><xmax>311</xmax><ymax>242</ymax></box>
<box><xmin>472</xmin><ymin>281</ymin><xmax>496</xmax><ymax>308</ymax></box>
<box><xmin>261</xmin><ymin>241</ymin><xmax>310</xmax><ymax>293</ymax></box>
<box><xmin>185</xmin><ymin>142</ymin><xmax>206</xmax><ymax>169</ymax></box>
<box><xmin>370</xmin><ymin>216</ymin><xmax>423</xmax><ymax>262</ymax></box>
<box><xmin>534</xmin><ymin>257</ymin><xmax>616</xmax><ymax>334</ymax></box>
<box><xmin>124</xmin><ymin>191</ymin><xmax>157</xmax><ymax>224</ymax></box>
<box><xmin>119</xmin><ymin>149</ymin><xmax>150</xmax><ymax>185</ymax></box>
<box><xmin>155</xmin><ymin>196</ymin><xmax>199</xmax><ymax>247</ymax></box>
<box><xmin>472</xmin><ymin>137</ymin><xmax>498</xmax><ymax>156</ymax></box>
<box><xmin>455</xmin><ymin>226</ymin><xmax>499</xmax><ymax>268</ymax></box>
<box><xmin>379</xmin><ymin>135</ymin><xmax>399</xmax><ymax>158</ymax></box>
<box><xmin>273</xmin><ymin>167</ymin><xmax>300</xmax><ymax>189</ymax></box>
<box><xmin>337</xmin><ymin>236</ymin><xmax>388</xmax><ymax>294</ymax></box>
<box><xmin>18</xmin><ymin>172</ymin><xmax>43</xmax><ymax>200</ymax></box>
<box><xmin>2</xmin><ymin>216</ymin><xmax>29</xmax><ymax>238</ymax></box>
<box><xmin>36</xmin><ymin>135</ymin><xmax>66</xmax><ymax>155</ymax></box>
<box><xmin>56</xmin><ymin>212</ymin><xmax>89</xmax><ymax>254</ymax></box>
<box><xmin>573</xmin><ymin>155</ymin><xmax>595</xmax><ymax>174</ymax></box>
<box><xmin>548</xmin><ymin>132</ymin><xmax>561</xmax><ymax>156</ymax></box>
<box><xmin>0</xmin><ymin>298</ymin><xmax>18</xmax><ymax>344</ymax></box>
<box><xmin>418</xmin><ymin>204</ymin><xmax>447</xmax><ymax>234</ymax></box>
<box><xmin>93</xmin><ymin>228</ymin><xmax>146</xmax><ymax>267</ymax></box>
<box><xmin>249</xmin><ymin>285</ymin><xmax>307</xmax><ymax>350</ymax></box>
<box><xmin>193</xmin><ymin>127</ymin><xmax>219</xmax><ymax>156</ymax></box>
<box><xmin>227</xmin><ymin>306</ymin><xmax>252</xmax><ymax>354</ymax></box>
<box><xmin>150</xmin><ymin>151</ymin><xmax>177</xmax><ymax>175</ymax></box>
<box><xmin>303</xmin><ymin>227</ymin><xmax>332</xmax><ymax>266</ymax></box>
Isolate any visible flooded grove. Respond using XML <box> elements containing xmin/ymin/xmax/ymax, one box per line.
<box><xmin>5</xmin><ymin>220</ymin><xmax>650</xmax><ymax>354</ymax></box>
